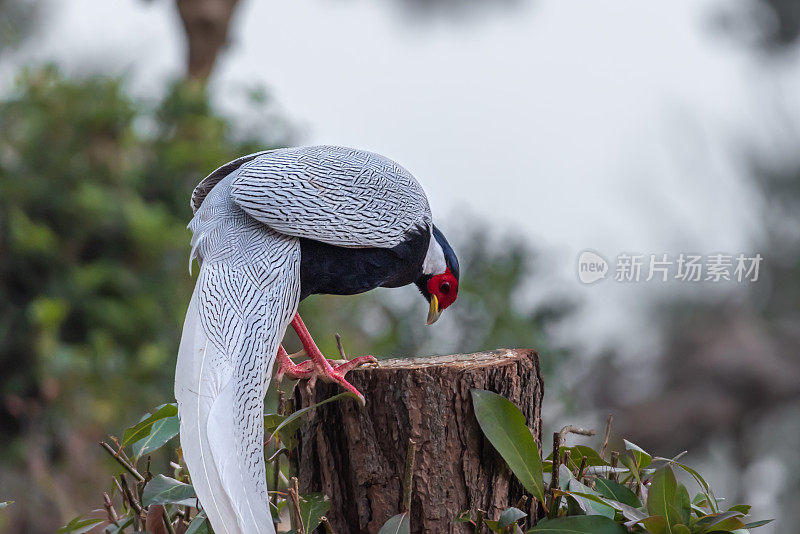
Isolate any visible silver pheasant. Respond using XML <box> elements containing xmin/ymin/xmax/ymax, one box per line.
<box><xmin>175</xmin><ymin>145</ymin><xmax>460</xmax><ymax>533</ymax></box>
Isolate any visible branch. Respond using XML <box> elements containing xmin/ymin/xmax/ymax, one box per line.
<box><xmin>289</xmin><ymin>477</ymin><xmax>305</xmax><ymax>534</ymax></box>
<box><xmin>600</xmin><ymin>414</ymin><xmax>614</xmax><ymax>460</ymax></box>
<box><xmin>610</xmin><ymin>451</ymin><xmax>620</xmax><ymax>483</ymax></box>
<box><xmin>335</xmin><ymin>333</ymin><xmax>348</xmax><ymax>360</ymax></box>
<box><xmin>557</xmin><ymin>425</ymin><xmax>596</xmax><ymax>446</ymax></box>
<box><xmin>402</xmin><ymin>438</ymin><xmax>417</xmax><ymax>513</ymax></box>
<box><xmin>119</xmin><ymin>474</ymin><xmax>143</xmax><ymax>515</ymax></box>
<box><xmin>100</xmin><ymin>442</ymin><xmax>145</xmax><ymax>483</ymax></box>
<box><xmin>162</xmin><ymin>507</ymin><xmax>177</xmax><ymax>534</ymax></box>
<box><xmin>550</xmin><ymin>431</ymin><xmax>561</xmax><ymax>492</ymax></box>
<box><xmin>577</xmin><ymin>455</ymin><xmax>588</xmax><ymax>480</ymax></box>
<box><xmin>103</xmin><ymin>492</ymin><xmax>120</xmax><ymax>527</ymax></box>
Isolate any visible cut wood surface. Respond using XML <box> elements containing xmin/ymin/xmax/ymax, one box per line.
<box><xmin>293</xmin><ymin>348</ymin><xmax>543</xmax><ymax>533</ymax></box>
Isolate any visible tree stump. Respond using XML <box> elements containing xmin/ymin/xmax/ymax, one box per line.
<box><xmin>293</xmin><ymin>348</ymin><xmax>543</xmax><ymax>533</ymax></box>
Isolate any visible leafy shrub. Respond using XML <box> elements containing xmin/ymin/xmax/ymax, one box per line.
<box><xmin>468</xmin><ymin>389</ymin><xmax>772</xmax><ymax>534</ymax></box>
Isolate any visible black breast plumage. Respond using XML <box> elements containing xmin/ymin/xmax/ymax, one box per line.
<box><xmin>298</xmin><ymin>226</ymin><xmax>430</xmax><ymax>300</ymax></box>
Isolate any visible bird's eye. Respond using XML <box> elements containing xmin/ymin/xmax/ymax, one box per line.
<box><xmin>440</xmin><ymin>281</ymin><xmax>450</xmax><ymax>294</ymax></box>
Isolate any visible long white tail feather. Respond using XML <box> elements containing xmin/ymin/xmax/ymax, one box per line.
<box><xmin>175</xmin><ymin>289</ymin><xmax>238</xmax><ymax>533</ymax></box>
<box><xmin>176</xmin><ymin>174</ymin><xmax>300</xmax><ymax>534</ymax></box>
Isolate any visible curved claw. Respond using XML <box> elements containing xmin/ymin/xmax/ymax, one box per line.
<box><xmin>332</xmin><ymin>355</ymin><xmax>378</xmax><ymax>375</ymax></box>
<box><xmin>315</xmin><ymin>356</ymin><xmax>377</xmax><ymax>404</ymax></box>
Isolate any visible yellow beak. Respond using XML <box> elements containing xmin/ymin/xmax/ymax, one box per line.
<box><xmin>426</xmin><ymin>294</ymin><xmax>442</xmax><ymax>325</ymax></box>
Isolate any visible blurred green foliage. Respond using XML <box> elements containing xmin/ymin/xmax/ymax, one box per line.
<box><xmin>0</xmin><ymin>65</ymin><xmax>277</xmax><ymax>442</ymax></box>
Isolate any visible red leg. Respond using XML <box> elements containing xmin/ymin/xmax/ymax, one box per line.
<box><xmin>290</xmin><ymin>313</ymin><xmax>377</xmax><ymax>403</ymax></box>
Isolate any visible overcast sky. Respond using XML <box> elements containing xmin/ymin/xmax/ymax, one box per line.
<box><xmin>5</xmin><ymin>0</ymin><xmax>792</xmax><ymax>355</ymax></box>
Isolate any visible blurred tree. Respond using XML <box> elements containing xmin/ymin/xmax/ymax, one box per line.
<box><xmin>755</xmin><ymin>0</ymin><xmax>800</xmax><ymax>47</ymax></box>
<box><xmin>714</xmin><ymin>0</ymin><xmax>800</xmax><ymax>50</ymax></box>
<box><xmin>174</xmin><ymin>0</ymin><xmax>240</xmax><ymax>81</ymax></box>
<box><xmin>0</xmin><ymin>0</ymin><xmax>38</xmax><ymax>54</ymax></box>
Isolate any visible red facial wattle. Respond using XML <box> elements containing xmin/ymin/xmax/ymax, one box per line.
<box><xmin>427</xmin><ymin>268</ymin><xmax>458</xmax><ymax>310</ymax></box>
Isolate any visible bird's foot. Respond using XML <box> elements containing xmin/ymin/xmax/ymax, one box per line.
<box><xmin>274</xmin><ymin>345</ymin><xmax>378</xmax><ymax>404</ymax></box>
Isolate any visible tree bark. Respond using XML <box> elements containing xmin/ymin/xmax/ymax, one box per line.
<box><xmin>293</xmin><ymin>348</ymin><xmax>543</xmax><ymax>533</ymax></box>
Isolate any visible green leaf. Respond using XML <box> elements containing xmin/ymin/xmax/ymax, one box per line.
<box><xmin>619</xmin><ymin>455</ymin><xmax>642</xmax><ymax>486</ymax></box>
<box><xmin>594</xmin><ymin>478</ymin><xmax>640</xmax><ymax>507</ymax></box>
<box><xmin>270</xmin><ymin>498</ymin><xmax>288</xmax><ymax>517</ymax></box>
<box><xmin>565</xmin><ymin>495</ymin><xmax>585</xmax><ymax>516</ymax></box>
<box><xmin>141</xmin><ymin>474</ymin><xmax>196</xmax><ymax>507</ymax></box>
<box><xmin>455</xmin><ymin>510</ymin><xmax>474</xmax><ymax>524</ymax></box>
<box><xmin>471</xmin><ymin>389</ymin><xmax>545</xmax><ymax>502</ymax></box>
<box><xmin>121</xmin><ymin>404</ymin><xmax>178</xmax><ymax>447</ymax></box>
<box><xmin>185</xmin><ymin>510</ymin><xmax>209</xmax><ymax>534</ymax></box>
<box><xmin>131</xmin><ymin>414</ymin><xmax>179</xmax><ymax>459</ymax></box>
<box><xmin>567</xmin><ymin>480</ymin><xmax>615</xmax><ymax>518</ymax></box>
<box><xmin>647</xmin><ymin>466</ymin><xmax>691</xmax><ymax>530</ymax></box>
<box><xmin>268</xmin><ymin>392</ymin><xmax>358</xmax><ymax>444</ymax></box>
<box><xmin>619</xmin><ymin>440</ymin><xmax>653</xmax><ymax>490</ymax></box>
<box><xmin>298</xmin><ymin>492</ymin><xmax>330</xmax><ymax>532</ymax></box>
<box><xmin>57</xmin><ymin>515</ymin><xmax>104</xmax><ymax>534</ymax></box>
<box><xmin>727</xmin><ymin>505</ymin><xmax>751</xmax><ymax>515</ymax></box>
<box><xmin>743</xmin><ymin>519</ymin><xmax>773</xmax><ymax>529</ymax></box>
<box><xmin>484</xmin><ymin>519</ymin><xmax>503</xmax><ymax>533</ymax></box>
<box><xmin>624</xmin><ymin>440</ymin><xmax>652</xmax><ymax>469</ymax></box>
<box><xmin>642</xmin><ymin>515</ymin><xmax>667</xmax><ymax>534</ymax></box>
<box><xmin>264</xmin><ymin>413</ymin><xmax>293</xmax><ymax>448</ymax></box>
<box><xmin>695</xmin><ymin>511</ymin><xmax>746</xmax><ymax>532</ymax></box>
<box><xmin>104</xmin><ymin>514</ymin><xmax>134</xmax><ymax>534</ymax></box>
<box><xmin>378</xmin><ymin>512</ymin><xmax>410</xmax><ymax>534</ymax></box>
<box><xmin>498</xmin><ymin>507</ymin><xmax>527</xmax><ymax>529</ymax></box>
<box><xmin>561</xmin><ymin>489</ymin><xmax>646</xmax><ymax>522</ymax></box>
<box><xmin>558</xmin><ymin>464</ymin><xmax>573</xmax><ymax>490</ymax></box>
<box><xmin>710</xmin><ymin>517</ymin><xmax>747</xmax><ymax>531</ymax></box>
<box><xmin>264</xmin><ymin>413</ymin><xmax>286</xmax><ymax>434</ymax></box>
<box><xmin>527</xmin><ymin>515</ymin><xmax>627</xmax><ymax>533</ymax></box>
<box><xmin>674</xmin><ymin>462</ymin><xmax>717</xmax><ymax>513</ymax></box>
